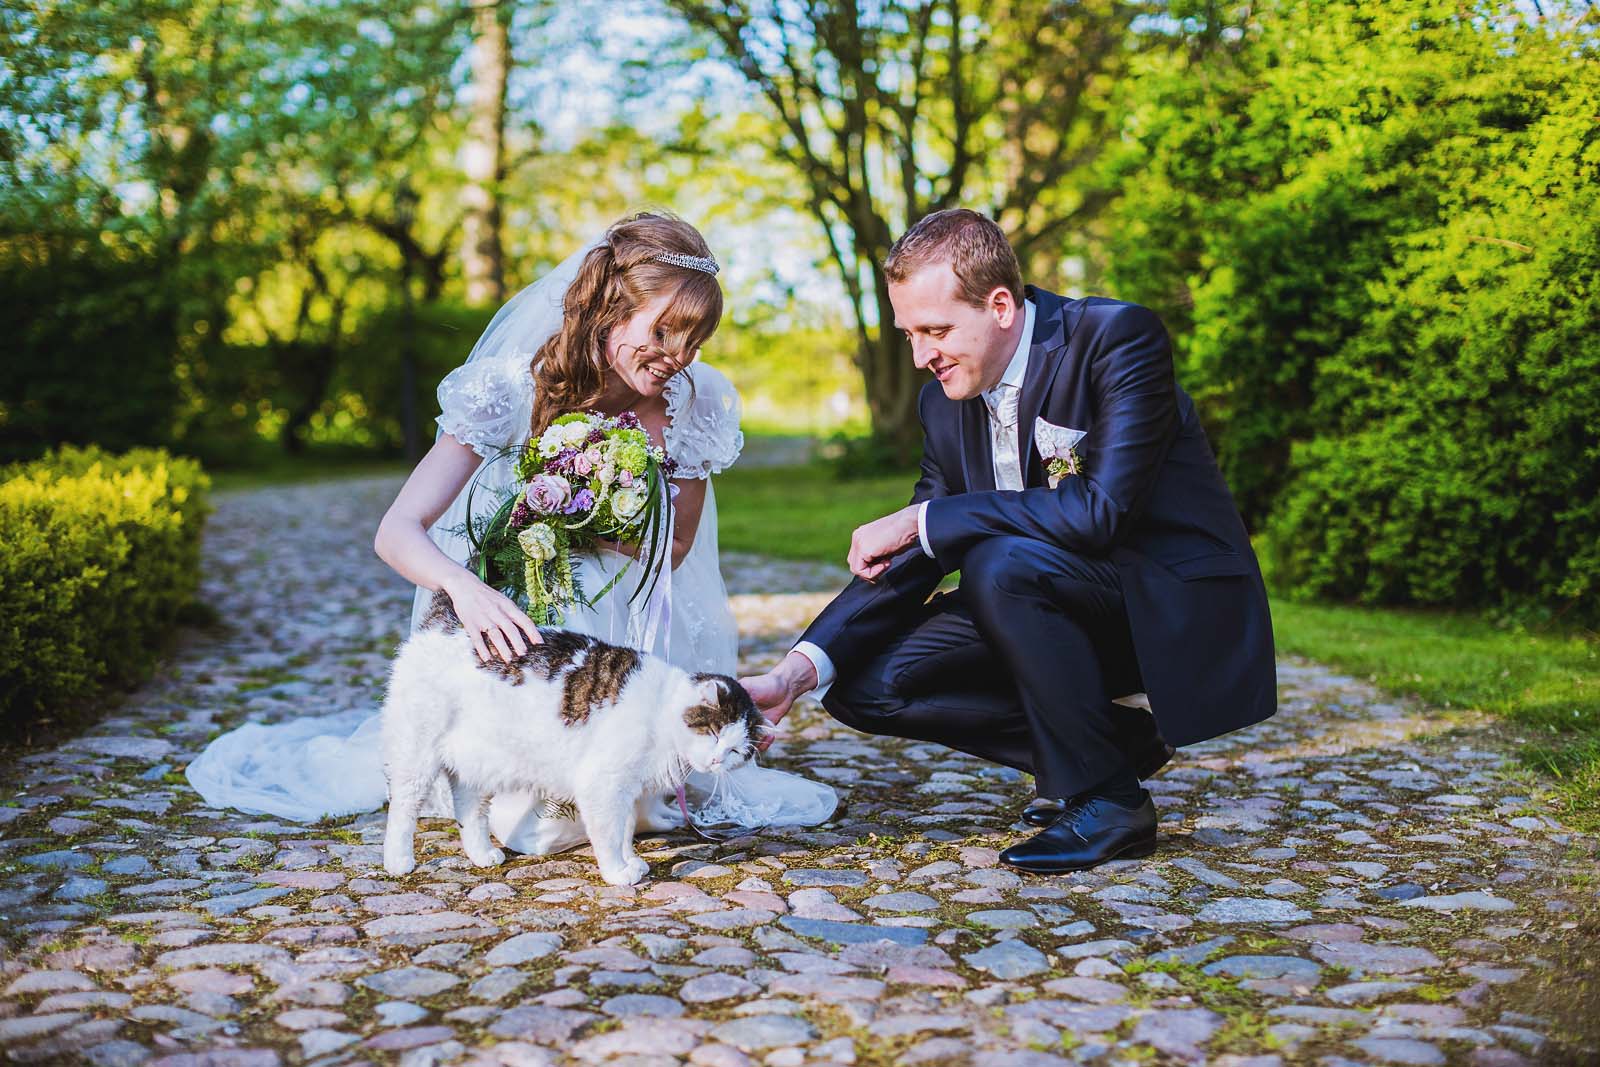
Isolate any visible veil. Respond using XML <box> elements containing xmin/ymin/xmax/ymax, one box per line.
<box><xmin>407</xmin><ymin>239</ymin><xmax>603</xmax><ymax>632</ymax></box>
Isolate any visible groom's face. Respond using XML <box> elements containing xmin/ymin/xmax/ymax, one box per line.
<box><xmin>889</xmin><ymin>263</ymin><xmax>1017</xmax><ymax>401</ymax></box>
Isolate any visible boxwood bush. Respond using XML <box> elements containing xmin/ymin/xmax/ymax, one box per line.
<box><xmin>0</xmin><ymin>446</ymin><xmax>211</xmax><ymax>729</ymax></box>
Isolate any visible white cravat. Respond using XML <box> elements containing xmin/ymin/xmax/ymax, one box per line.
<box><xmin>980</xmin><ymin>318</ymin><xmax>1030</xmax><ymax>493</ymax></box>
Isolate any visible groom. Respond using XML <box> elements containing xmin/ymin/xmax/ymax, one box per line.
<box><xmin>742</xmin><ymin>209</ymin><xmax>1276</xmax><ymax>873</ymax></box>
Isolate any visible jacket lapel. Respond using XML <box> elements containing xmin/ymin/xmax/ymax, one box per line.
<box><xmin>957</xmin><ymin>397</ymin><xmax>996</xmax><ymax>493</ymax></box>
<box><xmin>1015</xmin><ymin>287</ymin><xmax>1078</xmax><ymax>486</ymax></box>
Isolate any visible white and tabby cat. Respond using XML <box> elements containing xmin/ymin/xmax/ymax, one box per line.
<box><xmin>381</xmin><ymin>593</ymin><xmax>771</xmax><ymax>886</ymax></box>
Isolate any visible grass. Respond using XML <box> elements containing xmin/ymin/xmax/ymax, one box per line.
<box><xmin>716</xmin><ymin>461</ymin><xmax>914</xmax><ymax>561</ymax></box>
<box><xmin>716</xmin><ymin>461</ymin><xmax>1600</xmax><ymax>827</ymax></box>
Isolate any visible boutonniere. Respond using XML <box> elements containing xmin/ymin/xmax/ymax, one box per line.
<box><xmin>1034</xmin><ymin>417</ymin><xmax>1087</xmax><ymax>488</ymax></box>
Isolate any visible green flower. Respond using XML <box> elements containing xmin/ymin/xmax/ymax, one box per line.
<box><xmin>609</xmin><ymin>439</ymin><xmax>649</xmax><ymax>474</ymax></box>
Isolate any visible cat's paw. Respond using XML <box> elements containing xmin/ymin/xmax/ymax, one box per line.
<box><xmin>637</xmin><ymin>797</ymin><xmax>683</xmax><ymax>831</ymax></box>
<box><xmin>467</xmin><ymin>846</ymin><xmax>505</xmax><ymax>868</ymax></box>
<box><xmin>599</xmin><ymin>856</ymin><xmax>650</xmax><ymax>886</ymax></box>
<box><xmin>383</xmin><ymin>849</ymin><xmax>416</xmax><ymax>877</ymax></box>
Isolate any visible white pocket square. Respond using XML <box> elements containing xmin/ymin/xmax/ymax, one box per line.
<box><xmin>1034</xmin><ymin>416</ymin><xmax>1087</xmax><ymax>459</ymax></box>
<box><xmin>1034</xmin><ymin>417</ymin><xmax>1087</xmax><ymax>487</ymax></box>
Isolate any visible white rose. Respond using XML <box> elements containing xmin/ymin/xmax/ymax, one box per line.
<box><xmin>518</xmin><ymin>524</ymin><xmax>558</xmax><ymax>562</ymax></box>
<box><xmin>610</xmin><ymin>486</ymin><xmax>646</xmax><ymax>522</ymax></box>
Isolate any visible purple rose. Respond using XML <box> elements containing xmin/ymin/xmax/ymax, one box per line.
<box><xmin>564</xmin><ymin>488</ymin><xmax>596</xmax><ymax>515</ymax></box>
<box><xmin>526</xmin><ymin>474</ymin><xmax>572</xmax><ymax>514</ymax></box>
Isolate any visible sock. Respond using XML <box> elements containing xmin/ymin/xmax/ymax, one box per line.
<box><xmin>1085</xmin><ymin>767</ymin><xmax>1143</xmax><ymax>809</ymax></box>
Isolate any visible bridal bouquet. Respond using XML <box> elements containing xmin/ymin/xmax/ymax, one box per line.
<box><xmin>464</xmin><ymin>412</ymin><xmax>674</xmax><ymax>624</ymax></box>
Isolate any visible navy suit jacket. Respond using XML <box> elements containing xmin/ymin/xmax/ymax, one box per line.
<box><xmin>799</xmin><ymin>286</ymin><xmax>1276</xmax><ymax>747</ymax></box>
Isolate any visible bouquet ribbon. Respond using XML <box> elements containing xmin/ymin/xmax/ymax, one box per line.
<box><xmin>622</xmin><ymin>493</ymin><xmax>674</xmax><ymax>661</ymax></box>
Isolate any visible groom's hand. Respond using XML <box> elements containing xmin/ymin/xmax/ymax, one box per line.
<box><xmin>739</xmin><ymin>652</ymin><xmax>818</xmax><ymax>752</ymax></box>
<box><xmin>848</xmin><ymin>504</ymin><xmax>921</xmax><ymax>581</ymax></box>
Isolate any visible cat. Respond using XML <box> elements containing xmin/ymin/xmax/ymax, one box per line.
<box><xmin>381</xmin><ymin>592</ymin><xmax>771</xmax><ymax>886</ymax></box>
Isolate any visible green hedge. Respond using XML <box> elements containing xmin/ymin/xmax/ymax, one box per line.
<box><xmin>0</xmin><ymin>246</ymin><xmax>180</xmax><ymax>462</ymax></box>
<box><xmin>1103</xmin><ymin>1</ymin><xmax>1600</xmax><ymax>623</ymax></box>
<box><xmin>0</xmin><ymin>446</ymin><xmax>211</xmax><ymax>728</ymax></box>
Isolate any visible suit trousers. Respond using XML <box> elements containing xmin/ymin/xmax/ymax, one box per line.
<box><xmin>822</xmin><ymin>535</ymin><xmax>1159</xmax><ymax>800</ymax></box>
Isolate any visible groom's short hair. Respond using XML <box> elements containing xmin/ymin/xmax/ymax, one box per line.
<box><xmin>885</xmin><ymin>209</ymin><xmax>1024</xmax><ymax>309</ymax></box>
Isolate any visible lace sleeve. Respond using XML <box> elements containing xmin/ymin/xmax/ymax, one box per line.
<box><xmin>435</xmin><ymin>356</ymin><xmax>534</xmax><ymax>458</ymax></box>
<box><xmin>663</xmin><ymin>363</ymin><xmax>744</xmax><ymax>479</ymax></box>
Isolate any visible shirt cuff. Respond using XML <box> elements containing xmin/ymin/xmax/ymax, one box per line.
<box><xmin>916</xmin><ymin>500</ymin><xmax>934</xmax><ymax>558</ymax></box>
<box><xmin>791</xmin><ymin>641</ymin><xmax>835</xmax><ymax>702</ymax></box>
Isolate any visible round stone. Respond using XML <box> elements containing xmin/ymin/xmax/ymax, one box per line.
<box><xmin>1202</xmin><ymin>956</ymin><xmax>1323</xmax><ymax>981</ymax></box>
<box><xmin>965</xmin><ymin>909</ymin><xmax>1037</xmax><ymax>929</ymax></box>
<box><xmin>681</xmin><ymin>974</ymin><xmax>760</xmax><ymax>1003</ymax></box>
<box><xmin>863</xmin><ymin>892</ymin><xmax>939</xmax><ymax>912</ymax></box>
<box><xmin>601</xmin><ymin>994</ymin><xmax>685</xmax><ymax>1018</ymax></box>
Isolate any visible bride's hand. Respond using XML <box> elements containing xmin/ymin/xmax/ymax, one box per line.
<box><xmin>442</xmin><ymin>572</ymin><xmax>543</xmax><ymax>663</ymax></box>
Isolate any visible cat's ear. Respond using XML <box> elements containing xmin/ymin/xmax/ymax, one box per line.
<box><xmin>695</xmin><ymin>677</ymin><xmax>724</xmax><ymax>707</ymax></box>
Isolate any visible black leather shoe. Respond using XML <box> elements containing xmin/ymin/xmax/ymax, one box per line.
<box><xmin>1000</xmin><ymin>792</ymin><xmax>1159</xmax><ymax>873</ymax></box>
<box><xmin>1020</xmin><ymin>798</ymin><xmax>1070</xmax><ymax>828</ymax></box>
<box><xmin>1020</xmin><ymin>739</ymin><xmax>1175</xmax><ymax>827</ymax></box>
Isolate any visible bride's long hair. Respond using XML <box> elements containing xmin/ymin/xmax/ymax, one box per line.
<box><xmin>529</xmin><ymin>213</ymin><xmax>723</xmax><ymax>438</ymax></box>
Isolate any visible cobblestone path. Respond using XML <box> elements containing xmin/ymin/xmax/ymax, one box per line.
<box><xmin>2</xmin><ymin>477</ymin><xmax>1596</xmax><ymax>1067</ymax></box>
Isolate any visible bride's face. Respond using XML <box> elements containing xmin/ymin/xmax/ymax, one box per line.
<box><xmin>605</xmin><ymin>293</ymin><xmax>694</xmax><ymax>401</ymax></box>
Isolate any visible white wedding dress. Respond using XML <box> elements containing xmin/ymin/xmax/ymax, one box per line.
<box><xmin>186</xmin><ymin>357</ymin><xmax>837</xmax><ymax>852</ymax></box>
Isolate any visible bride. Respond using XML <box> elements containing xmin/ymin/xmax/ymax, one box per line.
<box><xmin>186</xmin><ymin>212</ymin><xmax>836</xmax><ymax>853</ymax></box>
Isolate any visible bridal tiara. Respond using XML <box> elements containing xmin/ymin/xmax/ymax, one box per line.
<box><xmin>649</xmin><ymin>250</ymin><xmax>720</xmax><ymax>275</ymax></box>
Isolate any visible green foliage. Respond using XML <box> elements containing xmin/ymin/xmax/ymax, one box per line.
<box><xmin>669</xmin><ymin>0</ymin><xmax>1153</xmax><ymax>447</ymax></box>
<box><xmin>0</xmin><ymin>446</ymin><xmax>211</xmax><ymax>732</ymax></box>
<box><xmin>0</xmin><ymin>245</ymin><xmax>180</xmax><ymax>461</ymax></box>
<box><xmin>711</xmin><ymin>322</ymin><xmax>868</xmax><ymax>436</ymax></box>
<box><xmin>1106</xmin><ymin>0</ymin><xmax>1600</xmax><ymax>622</ymax></box>
<box><xmin>332</xmin><ymin>302</ymin><xmax>500</xmax><ymax>452</ymax></box>
<box><xmin>820</xmin><ymin>432</ymin><xmax>924</xmax><ymax>480</ymax></box>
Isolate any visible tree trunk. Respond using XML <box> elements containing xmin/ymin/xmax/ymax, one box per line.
<box><xmin>856</xmin><ymin>264</ymin><xmax>924</xmax><ymax>455</ymax></box>
<box><xmin>461</xmin><ymin>0</ymin><xmax>509</xmax><ymax>306</ymax></box>
<box><xmin>276</xmin><ymin>341</ymin><xmax>340</xmax><ymax>455</ymax></box>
